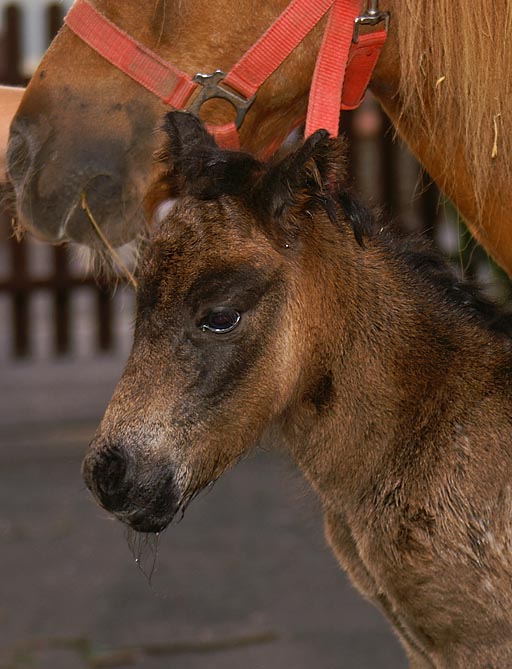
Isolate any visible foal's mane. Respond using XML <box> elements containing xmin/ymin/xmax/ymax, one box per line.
<box><xmin>394</xmin><ymin>1</ymin><xmax>512</xmax><ymax>215</ymax></box>
<box><xmin>383</xmin><ymin>230</ymin><xmax>512</xmax><ymax>337</ymax></box>
<box><xmin>331</xmin><ymin>192</ymin><xmax>512</xmax><ymax>336</ymax></box>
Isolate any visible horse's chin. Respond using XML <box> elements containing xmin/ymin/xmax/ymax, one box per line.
<box><xmin>15</xmin><ymin>214</ymin><xmax>67</xmax><ymax>244</ymax></box>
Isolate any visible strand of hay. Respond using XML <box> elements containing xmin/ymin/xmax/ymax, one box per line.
<box><xmin>81</xmin><ymin>193</ymin><xmax>138</xmax><ymax>289</ymax></box>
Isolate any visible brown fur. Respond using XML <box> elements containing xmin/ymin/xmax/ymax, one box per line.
<box><xmin>0</xmin><ymin>86</ymin><xmax>24</xmax><ymax>180</ymax></box>
<box><xmin>83</xmin><ymin>114</ymin><xmax>512</xmax><ymax>668</ymax></box>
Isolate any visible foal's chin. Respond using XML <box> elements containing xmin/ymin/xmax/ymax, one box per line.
<box><xmin>116</xmin><ymin>507</ymin><xmax>177</xmax><ymax>534</ymax></box>
<box><xmin>95</xmin><ymin>487</ymin><xmax>182</xmax><ymax>535</ymax></box>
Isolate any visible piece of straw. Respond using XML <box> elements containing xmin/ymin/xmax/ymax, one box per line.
<box><xmin>81</xmin><ymin>193</ymin><xmax>138</xmax><ymax>289</ymax></box>
<box><xmin>492</xmin><ymin>113</ymin><xmax>501</xmax><ymax>159</ymax></box>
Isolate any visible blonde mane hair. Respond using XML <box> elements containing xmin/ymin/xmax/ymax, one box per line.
<box><xmin>394</xmin><ymin>0</ymin><xmax>512</xmax><ymax>215</ymax></box>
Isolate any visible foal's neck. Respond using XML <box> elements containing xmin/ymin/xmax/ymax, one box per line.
<box><xmin>282</xmin><ymin>222</ymin><xmax>510</xmax><ymax>510</ymax></box>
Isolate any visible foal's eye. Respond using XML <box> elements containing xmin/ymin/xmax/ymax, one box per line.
<box><xmin>200</xmin><ymin>307</ymin><xmax>241</xmax><ymax>334</ymax></box>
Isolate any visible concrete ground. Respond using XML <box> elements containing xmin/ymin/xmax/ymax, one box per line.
<box><xmin>0</xmin><ymin>355</ymin><xmax>407</xmax><ymax>669</ymax></box>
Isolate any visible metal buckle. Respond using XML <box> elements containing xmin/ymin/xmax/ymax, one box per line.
<box><xmin>188</xmin><ymin>70</ymin><xmax>255</xmax><ymax>130</ymax></box>
<box><xmin>353</xmin><ymin>0</ymin><xmax>390</xmax><ymax>43</ymax></box>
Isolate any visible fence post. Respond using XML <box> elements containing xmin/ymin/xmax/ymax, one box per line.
<box><xmin>10</xmin><ymin>231</ymin><xmax>29</xmax><ymax>355</ymax></box>
<box><xmin>3</xmin><ymin>5</ymin><xmax>24</xmax><ymax>84</ymax></box>
<box><xmin>97</xmin><ymin>286</ymin><xmax>113</xmax><ymax>351</ymax></box>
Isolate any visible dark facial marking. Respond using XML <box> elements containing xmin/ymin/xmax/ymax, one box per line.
<box><xmin>135</xmin><ymin>257</ymin><xmax>286</xmax><ymax>413</ymax></box>
<box><xmin>308</xmin><ymin>372</ymin><xmax>335</xmax><ymax>413</ymax></box>
<box><xmin>186</xmin><ymin>265</ymin><xmax>278</xmax><ymax>316</ymax></box>
<box><xmin>184</xmin><ymin>265</ymin><xmax>286</xmax><ymax>404</ymax></box>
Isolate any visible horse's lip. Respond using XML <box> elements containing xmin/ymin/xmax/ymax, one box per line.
<box><xmin>17</xmin><ymin>212</ymin><xmax>69</xmax><ymax>244</ymax></box>
<box><xmin>16</xmin><ymin>183</ymin><xmax>143</xmax><ymax>248</ymax></box>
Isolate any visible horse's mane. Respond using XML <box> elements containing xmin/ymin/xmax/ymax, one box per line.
<box><xmin>394</xmin><ymin>0</ymin><xmax>512</xmax><ymax>216</ymax></box>
<box><xmin>386</xmin><ymin>232</ymin><xmax>512</xmax><ymax>337</ymax></box>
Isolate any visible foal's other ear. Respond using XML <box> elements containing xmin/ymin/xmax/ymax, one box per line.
<box><xmin>257</xmin><ymin>130</ymin><xmax>346</xmax><ymax>233</ymax></box>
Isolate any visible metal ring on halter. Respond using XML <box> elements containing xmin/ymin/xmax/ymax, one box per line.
<box><xmin>353</xmin><ymin>0</ymin><xmax>390</xmax><ymax>43</ymax></box>
<box><xmin>189</xmin><ymin>70</ymin><xmax>256</xmax><ymax>130</ymax></box>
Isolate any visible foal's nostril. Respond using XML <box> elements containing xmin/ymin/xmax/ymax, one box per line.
<box><xmin>97</xmin><ymin>449</ymin><xmax>128</xmax><ymax>496</ymax></box>
<box><xmin>83</xmin><ymin>441</ymin><xmax>180</xmax><ymax>532</ymax></box>
<box><xmin>83</xmin><ymin>446</ymin><xmax>130</xmax><ymax>512</ymax></box>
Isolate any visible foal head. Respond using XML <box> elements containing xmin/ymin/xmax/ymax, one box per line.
<box><xmin>82</xmin><ymin>112</ymin><xmax>357</xmax><ymax>532</ymax></box>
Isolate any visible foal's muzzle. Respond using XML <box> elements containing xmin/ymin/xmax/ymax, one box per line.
<box><xmin>82</xmin><ymin>440</ymin><xmax>179</xmax><ymax>533</ymax></box>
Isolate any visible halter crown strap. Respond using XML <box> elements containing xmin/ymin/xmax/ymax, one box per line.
<box><xmin>224</xmin><ymin>0</ymin><xmax>339</xmax><ymax>98</ymax></box>
<box><xmin>306</xmin><ymin>0</ymin><xmax>361</xmax><ymax>137</ymax></box>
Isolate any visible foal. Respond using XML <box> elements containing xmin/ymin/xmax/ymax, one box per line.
<box><xmin>83</xmin><ymin>112</ymin><xmax>512</xmax><ymax>668</ymax></box>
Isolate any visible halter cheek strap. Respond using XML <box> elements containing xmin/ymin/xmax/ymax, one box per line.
<box><xmin>64</xmin><ymin>0</ymin><xmax>388</xmax><ymax>149</ymax></box>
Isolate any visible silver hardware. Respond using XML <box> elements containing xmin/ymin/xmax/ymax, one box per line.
<box><xmin>189</xmin><ymin>70</ymin><xmax>255</xmax><ymax>130</ymax></box>
<box><xmin>353</xmin><ymin>0</ymin><xmax>390</xmax><ymax>43</ymax></box>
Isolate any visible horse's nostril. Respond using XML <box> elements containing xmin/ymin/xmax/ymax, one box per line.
<box><xmin>83</xmin><ymin>173</ymin><xmax>122</xmax><ymax>208</ymax></box>
<box><xmin>83</xmin><ymin>439</ymin><xmax>180</xmax><ymax>531</ymax></box>
<box><xmin>7</xmin><ymin>126</ymin><xmax>33</xmax><ymax>187</ymax></box>
<box><xmin>83</xmin><ymin>445</ymin><xmax>130</xmax><ymax>512</ymax></box>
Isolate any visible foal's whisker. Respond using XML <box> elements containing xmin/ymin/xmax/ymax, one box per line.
<box><xmin>178</xmin><ymin>446</ymin><xmax>248</xmax><ymax>521</ymax></box>
<box><xmin>125</xmin><ymin>527</ymin><xmax>160</xmax><ymax>583</ymax></box>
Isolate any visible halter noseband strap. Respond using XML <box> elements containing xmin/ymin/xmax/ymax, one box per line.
<box><xmin>64</xmin><ymin>0</ymin><xmax>388</xmax><ymax>150</ymax></box>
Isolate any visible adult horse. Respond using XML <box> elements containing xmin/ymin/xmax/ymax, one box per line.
<box><xmin>7</xmin><ymin>0</ymin><xmax>512</xmax><ymax>274</ymax></box>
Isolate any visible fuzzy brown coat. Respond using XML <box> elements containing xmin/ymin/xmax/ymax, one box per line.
<box><xmin>83</xmin><ymin>113</ymin><xmax>512</xmax><ymax>668</ymax></box>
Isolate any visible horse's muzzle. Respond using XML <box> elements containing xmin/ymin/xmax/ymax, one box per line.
<box><xmin>7</xmin><ymin>116</ymin><xmax>146</xmax><ymax>248</ymax></box>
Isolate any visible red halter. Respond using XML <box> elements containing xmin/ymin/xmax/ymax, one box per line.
<box><xmin>64</xmin><ymin>0</ymin><xmax>388</xmax><ymax>150</ymax></box>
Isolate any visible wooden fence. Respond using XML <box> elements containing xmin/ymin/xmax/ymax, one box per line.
<box><xmin>0</xmin><ymin>3</ymin><xmax>508</xmax><ymax>359</ymax></box>
<box><xmin>0</xmin><ymin>3</ymin><xmax>120</xmax><ymax>358</ymax></box>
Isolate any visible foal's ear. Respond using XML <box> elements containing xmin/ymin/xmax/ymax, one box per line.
<box><xmin>161</xmin><ymin>111</ymin><xmax>261</xmax><ymax>199</ymax></box>
<box><xmin>257</xmin><ymin>130</ymin><xmax>346</xmax><ymax>232</ymax></box>
<box><xmin>163</xmin><ymin>111</ymin><xmax>218</xmax><ymax>159</ymax></box>
<box><xmin>145</xmin><ymin>112</ymin><xmax>213</xmax><ymax>216</ymax></box>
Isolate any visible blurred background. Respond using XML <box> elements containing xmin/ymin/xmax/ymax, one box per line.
<box><xmin>0</xmin><ymin>3</ymin><xmax>510</xmax><ymax>669</ymax></box>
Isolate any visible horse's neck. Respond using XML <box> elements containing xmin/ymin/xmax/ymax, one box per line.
<box><xmin>282</xmin><ymin>233</ymin><xmax>506</xmax><ymax>509</ymax></box>
<box><xmin>370</xmin><ymin>0</ymin><xmax>512</xmax><ymax>275</ymax></box>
